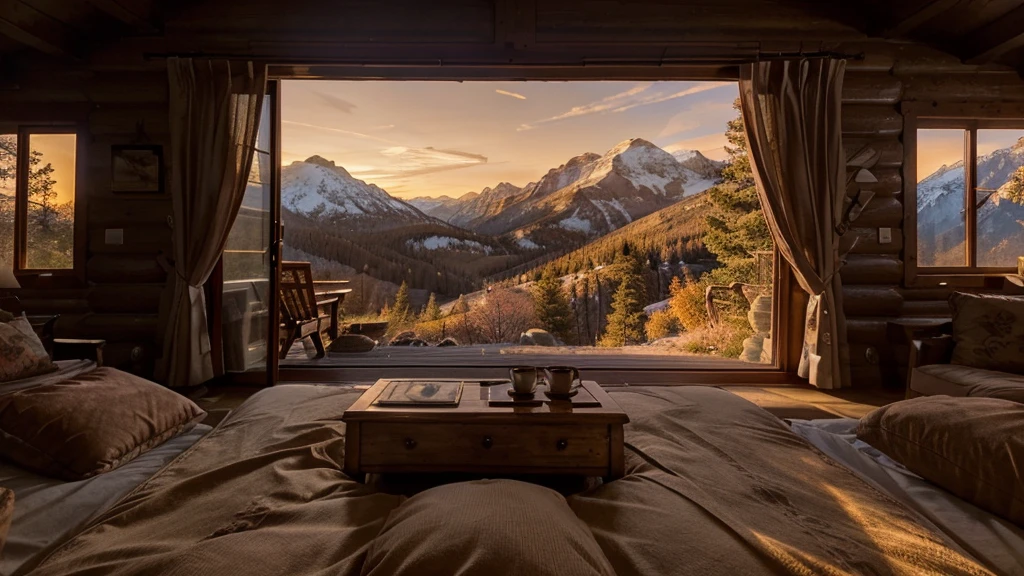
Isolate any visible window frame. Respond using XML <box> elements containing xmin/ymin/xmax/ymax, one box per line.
<box><xmin>9</xmin><ymin>125</ymin><xmax>87</xmax><ymax>287</ymax></box>
<box><xmin>903</xmin><ymin>103</ymin><xmax>1024</xmax><ymax>286</ymax></box>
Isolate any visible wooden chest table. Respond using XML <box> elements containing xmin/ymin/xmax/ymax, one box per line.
<box><xmin>342</xmin><ymin>379</ymin><xmax>629</xmax><ymax>481</ymax></box>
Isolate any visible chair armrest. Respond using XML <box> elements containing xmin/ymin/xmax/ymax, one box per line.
<box><xmin>52</xmin><ymin>338</ymin><xmax>106</xmax><ymax>367</ymax></box>
<box><xmin>909</xmin><ymin>336</ymin><xmax>954</xmax><ymax>369</ymax></box>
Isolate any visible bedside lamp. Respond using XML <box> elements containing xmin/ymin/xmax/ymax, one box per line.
<box><xmin>0</xmin><ymin>261</ymin><xmax>19</xmax><ymax>292</ymax></box>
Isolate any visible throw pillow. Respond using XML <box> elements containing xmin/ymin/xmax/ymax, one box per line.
<box><xmin>0</xmin><ymin>367</ymin><xmax>206</xmax><ymax>480</ymax></box>
<box><xmin>0</xmin><ymin>315</ymin><xmax>58</xmax><ymax>382</ymax></box>
<box><xmin>858</xmin><ymin>395</ymin><xmax>1024</xmax><ymax>527</ymax></box>
<box><xmin>949</xmin><ymin>292</ymin><xmax>1024</xmax><ymax>374</ymax></box>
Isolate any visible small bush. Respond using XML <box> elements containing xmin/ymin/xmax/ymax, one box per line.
<box><xmin>669</xmin><ymin>280</ymin><xmax>708</xmax><ymax>332</ymax></box>
<box><xmin>645</xmin><ymin>309</ymin><xmax>679</xmax><ymax>341</ymax></box>
<box><xmin>681</xmin><ymin>317</ymin><xmax>752</xmax><ymax>359</ymax></box>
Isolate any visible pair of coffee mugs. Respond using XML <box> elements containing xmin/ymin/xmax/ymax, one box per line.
<box><xmin>509</xmin><ymin>366</ymin><xmax>580</xmax><ymax>396</ymax></box>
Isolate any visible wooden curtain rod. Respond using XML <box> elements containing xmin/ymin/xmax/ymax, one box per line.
<box><xmin>143</xmin><ymin>51</ymin><xmax>864</xmax><ymax>65</ymax></box>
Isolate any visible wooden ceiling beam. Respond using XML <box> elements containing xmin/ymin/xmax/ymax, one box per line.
<box><xmin>87</xmin><ymin>0</ymin><xmax>158</xmax><ymax>34</ymax></box>
<box><xmin>960</xmin><ymin>3</ymin><xmax>1024</xmax><ymax>64</ymax></box>
<box><xmin>881</xmin><ymin>0</ymin><xmax>959</xmax><ymax>38</ymax></box>
<box><xmin>0</xmin><ymin>1</ymin><xmax>79</xmax><ymax>58</ymax></box>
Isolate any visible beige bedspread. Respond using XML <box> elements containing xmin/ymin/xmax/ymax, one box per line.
<box><xmin>32</xmin><ymin>385</ymin><xmax>990</xmax><ymax>576</ymax></box>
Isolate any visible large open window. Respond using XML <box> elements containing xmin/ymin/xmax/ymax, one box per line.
<box><xmin>905</xmin><ymin>106</ymin><xmax>1024</xmax><ymax>282</ymax></box>
<box><xmin>0</xmin><ymin>128</ymin><xmax>81</xmax><ymax>281</ymax></box>
<box><xmin>224</xmin><ymin>78</ymin><xmax>785</xmax><ymax>379</ymax></box>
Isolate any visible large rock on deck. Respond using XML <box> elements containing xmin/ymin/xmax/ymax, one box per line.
<box><xmin>519</xmin><ymin>329</ymin><xmax>560</xmax><ymax>347</ymax></box>
<box><xmin>330</xmin><ymin>334</ymin><xmax>376</xmax><ymax>354</ymax></box>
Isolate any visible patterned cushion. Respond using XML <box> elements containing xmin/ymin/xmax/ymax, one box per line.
<box><xmin>949</xmin><ymin>292</ymin><xmax>1024</xmax><ymax>375</ymax></box>
<box><xmin>0</xmin><ymin>316</ymin><xmax>57</xmax><ymax>382</ymax></box>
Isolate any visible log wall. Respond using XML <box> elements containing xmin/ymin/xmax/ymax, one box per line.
<box><xmin>0</xmin><ymin>74</ymin><xmax>171</xmax><ymax>377</ymax></box>
<box><xmin>839</xmin><ymin>42</ymin><xmax>1024</xmax><ymax>387</ymax></box>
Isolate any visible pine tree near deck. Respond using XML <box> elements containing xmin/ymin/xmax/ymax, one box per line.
<box><xmin>532</xmin><ymin>268</ymin><xmax>573</xmax><ymax>342</ymax></box>
<box><xmin>422</xmin><ymin>293</ymin><xmax>442</xmax><ymax>322</ymax></box>
<box><xmin>389</xmin><ymin>281</ymin><xmax>412</xmax><ymax>325</ymax></box>
<box><xmin>599</xmin><ymin>276</ymin><xmax>646</xmax><ymax>347</ymax></box>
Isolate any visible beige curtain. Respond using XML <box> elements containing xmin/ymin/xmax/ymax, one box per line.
<box><xmin>739</xmin><ymin>59</ymin><xmax>849</xmax><ymax>389</ymax></box>
<box><xmin>158</xmin><ymin>59</ymin><xmax>266</xmax><ymax>388</ymax></box>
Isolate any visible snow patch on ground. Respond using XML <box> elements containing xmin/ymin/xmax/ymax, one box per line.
<box><xmin>408</xmin><ymin>236</ymin><xmax>492</xmax><ymax>254</ymax></box>
<box><xmin>558</xmin><ymin>210</ymin><xmax>592</xmax><ymax>233</ymax></box>
<box><xmin>516</xmin><ymin>236</ymin><xmax>541</xmax><ymax>249</ymax></box>
<box><xmin>681</xmin><ymin>175</ymin><xmax>717</xmax><ymax>196</ymax></box>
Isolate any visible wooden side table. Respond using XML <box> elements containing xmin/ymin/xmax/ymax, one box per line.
<box><xmin>53</xmin><ymin>339</ymin><xmax>106</xmax><ymax>366</ymax></box>
<box><xmin>342</xmin><ymin>379</ymin><xmax>629</xmax><ymax>482</ymax></box>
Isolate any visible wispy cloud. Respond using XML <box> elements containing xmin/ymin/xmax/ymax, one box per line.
<box><xmin>374</xmin><ymin>146</ymin><xmax>489</xmax><ymax>178</ymax></box>
<box><xmin>371</xmin><ymin>124</ymin><xmax>395</xmax><ymax>130</ymax></box>
<box><xmin>312</xmin><ymin>91</ymin><xmax>357</xmax><ymax>114</ymax></box>
<box><xmin>282</xmin><ymin>120</ymin><xmax>397</xmax><ymax>144</ymax></box>
<box><xmin>495</xmin><ymin>89</ymin><xmax>527</xmax><ymax>100</ymax></box>
<box><xmin>518</xmin><ymin>82</ymin><xmax>732</xmax><ymax>131</ymax></box>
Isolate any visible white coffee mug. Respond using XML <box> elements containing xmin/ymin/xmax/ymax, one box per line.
<box><xmin>545</xmin><ymin>366</ymin><xmax>580</xmax><ymax>395</ymax></box>
<box><xmin>509</xmin><ymin>366</ymin><xmax>538</xmax><ymax>394</ymax></box>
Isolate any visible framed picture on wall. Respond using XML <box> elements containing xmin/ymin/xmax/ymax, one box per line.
<box><xmin>111</xmin><ymin>145</ymin><xmax>164</xmax><ymax>194</ymax></box>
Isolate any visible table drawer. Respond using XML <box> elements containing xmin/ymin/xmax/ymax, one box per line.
<box><xmin>360</xmin><ymin>422</ymin><xmax>610</xmax><ymax>472</ymax></box>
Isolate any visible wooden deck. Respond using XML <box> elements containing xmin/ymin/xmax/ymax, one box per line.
<box><xmin>278</xmin><ymin>343</ymin><xmax>789</xmax><ymax>386</ymax></box>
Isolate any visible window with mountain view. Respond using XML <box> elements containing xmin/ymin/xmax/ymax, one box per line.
<box><xmin>275</xmin><ymin>81</ymin><xmax>775</xmax><ymax>367</ymax></box>
<box><xmin>916</xmin><ymin>126</ymin><xmax>1024</xmax><ymax>270</ymax></box>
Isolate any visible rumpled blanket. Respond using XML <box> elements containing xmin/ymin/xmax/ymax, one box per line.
<box><xmin>32</xmin><ymin>385</ymin><xmax>990</xmax><ymax>575</ymax></box>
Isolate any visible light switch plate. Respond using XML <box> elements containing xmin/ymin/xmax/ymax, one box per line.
<box><xmin>105</xmin><ymin>228</ymin><xmax>124</xmax><ymax>245</ymax></box>
<box><xmin>878</xmin><ymin>228</ymin><xmax>892</xmax><ymax>244</ymax></box>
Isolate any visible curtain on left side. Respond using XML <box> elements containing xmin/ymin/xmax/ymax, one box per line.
<box><xmin>159</xmin><ymin>59</ymin><xmax>267</xmax><ymax>388</ymax></box>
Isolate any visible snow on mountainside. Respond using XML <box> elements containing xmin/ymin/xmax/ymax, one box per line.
<box><xmin>469</xmin><ymin>138</ymin><xmax>723</xmax><ymax>246</ymax></box>
<box><xmin>917</xmin><ymin>138</ymin><xmax>1024</xmax><ymax>266</ymax></box>
<box><xmin>281</xmin><ymin>155</ymin><xmax>429</xmax><ymax>225</ymax></box>
<box><xmin>673</xmin><ymin>149</ymin><xmax>727</xmax><ymax>180</ymax></box>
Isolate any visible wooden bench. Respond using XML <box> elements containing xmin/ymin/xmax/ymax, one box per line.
<box><xmin>278</xmin><ymin>262</ymin><xmax>350</xmax><ymax>359</ymax></box>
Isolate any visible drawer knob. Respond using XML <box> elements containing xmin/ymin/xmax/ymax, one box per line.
<box><xmin>404</xmin><ymin>438</ymin><xmax>417</xmax><ymax>450</ymax></box>
<box><xmin>482</xmin><ymin>436</ymin><xmax>493</xmax><ymax>449</ymax></box>
<box><xmin>556</xmin><ymin>439</ymin><xmax>568</xmax><ymax>451</ymax></box>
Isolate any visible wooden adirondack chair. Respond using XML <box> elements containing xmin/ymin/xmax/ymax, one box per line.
<box><xmin>278</xmin><ymin>262</ymin><xmax>340</xmax><ymax>359</ymax></box>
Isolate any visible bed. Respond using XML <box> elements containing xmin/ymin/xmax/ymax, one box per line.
<box><xmin>13</xmin><ymin>383</ymin><xmax>1003</xmax><ymax>575</ymax></box>
<box><xmin>789</xmin><ymin>418</ymin><xmax>1024</xmax><ymax>576</ymax></box>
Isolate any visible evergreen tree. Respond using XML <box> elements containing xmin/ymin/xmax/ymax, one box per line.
<box><xmin>422</xmin><ymin>292</ymin><xmax>442</xmax><ymax>322</ymax></box>
<box><xmin>389</xmin><ymin>281</ymin><xmax>412</xmax><ymax>325</ymax></box>
<box><xmin>531</xmin><ymin>267</ymin><xmax>572</xmax><ymax>341</ymax></box>
<box><xmin>450</xmin><ymin>294</ymin><xmax>471</xmax><ymax>316</ymax></box>
<box><xmin>599</xmin><ymin>272</ymin><xmax>646</xmax><ymax>347</ymax></box>
<box><xmin>702</xmin><ymin>99</ymin><xmax>772</xmax><ymax>278</ymax></box>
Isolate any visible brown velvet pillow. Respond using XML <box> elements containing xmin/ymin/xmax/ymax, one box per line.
<box><xmin>363</xmin><ymin>479</ymin><xmax>616</xmax><ymax>576</ymax></box>
<box><xmin>949</xmin><ymin>292</ymin><xmax>1024</xmax><ymax>374</ymax></box>
<box><xmin>857</xmin><ymin>396</ymin><xmax>1024</xmax><ymax>527</ymax></box>
<box><xmin>0</xmin><ymin>368</ymin><xmax>206</xmax><ymax>480</ymax></box>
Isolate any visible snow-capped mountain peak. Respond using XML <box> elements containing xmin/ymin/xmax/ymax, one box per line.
<box><xmin>281</xmin><ymin>156</ymin><xmax>427</xmax><ymax>224</ymax></box>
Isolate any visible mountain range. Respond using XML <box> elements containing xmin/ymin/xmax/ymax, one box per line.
<box><xmin>917</xmin><ymin>137</ymin><xmax>1024</xmax><ymax>267</ymax></box>
<box><xmin>277</xmin><ymin>138</ymin><xmax>725</xmax><ymax>296</ymax></box>
<box><xmin>409</xmin><ymin>138</ymin><xmax>723</xmax><ymax>247</ymax></box>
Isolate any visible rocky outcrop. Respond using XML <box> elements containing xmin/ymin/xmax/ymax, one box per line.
<box><xmin>519</xmin><ymin>328</ymin><xmax>561</xmax><ymax>347</ymax></box>
<box><xmin>329</xmin><ymin>334</ymin><xmax>376</xmax><ymax>354</ymax></box>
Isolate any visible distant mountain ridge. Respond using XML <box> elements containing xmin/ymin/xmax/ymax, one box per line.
<box><xmin>411</xmin><ymin>139</ymin><xmax>723</xmax><ymax>248</ymax></box>
<box><xmin>916</xmin><ymin>137</ymin><xmax>1024</xmax><ymax>266</ymax></box>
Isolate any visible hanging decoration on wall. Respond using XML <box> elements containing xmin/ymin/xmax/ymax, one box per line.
<box><xmin>111</xmin><ymin>144</ymin><xmax>164</xmax><ymax>194</ymax></box>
